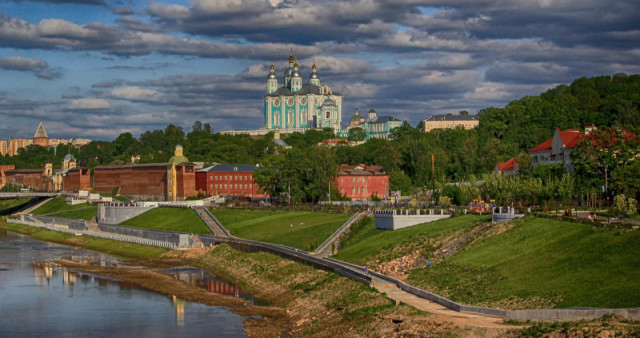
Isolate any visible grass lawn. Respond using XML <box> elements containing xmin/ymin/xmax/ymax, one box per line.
<box><xmin>32</xmin><ymin>197</ymin><xmax>94</xmax><ymax>215</ymax></box>
<box><xmin>120</xmin><ymin>207</ymin><xmax>211</xmax><ymax>235</ymax></box>
<box><xmin>210</xmin><ymin>209</ymin><xmax>352</xmax><ymax>251</ymax></box>
<box><xmin>50</xmin><ymin>207</ymin><xmax>98</xmax><ymax>221</ymax></box>
<box><xmin>408</xmin><ymin>215</ymin><xmax>640</xmax><ymax>308</ymax></box>
<box><xmin>0</xmin><ymin>198</ymin><xmax>32</xmax><ymax>215</ymax></box>
<box><xmin>333</xmin><ymin>214</ymin><xmax>489</xmax><ymax>265</ymax></box>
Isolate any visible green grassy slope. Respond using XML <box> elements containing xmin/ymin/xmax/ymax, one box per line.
<box><xmin>333</xmin><ymin>214</ymin><xmax>489</xmax><ymax>265</ymax></box>
<box><xmin>50</xmin><ymin>208</ymin><xmax>98</xmax><ymax>221</ymax></box>
<box><xmin>0</xmin><ymin>198</ymin><xmax>32</xmax><ymax>215</ymax></box>
<box><xmin>408</xmin><ymin>216</ymin><xmax>640</xmax><ymax>308</ymax></box>
<box><xmin>32</xmin><ymin>197</ymin><xmax>93</xmax><ymax>215</ymax></box>
<box><xmin>120</xmin><ymin>207</ymin><xmax>211</xmax><ymax>235</ymax></box>
<box><xmin>211</xmin><ymin>209</ymin><xmax>351</xmax><ymax>251</ymax></box>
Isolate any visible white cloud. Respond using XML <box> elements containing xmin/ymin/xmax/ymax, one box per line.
<box><xmin>148</xmin><ymin>3</ymin><xmax>190</xmax><ymax>20</ymax></box>
<box><xmin>463</xmin><ymin>82</ymin><xmax>510</xmax><ymax>100</ymax></box>
<box><xmin>110</xmin><ymin>86</ymin><xmax>163</xmax><ymax>102</ymax></box>
<box><xmin>37</xmin><ymin>19</ymin><xmax>97</xmax><ymax>39</ymax></box>
<box><xmin>0</xmin><ymin>56</ymin><xmax>47</xmax><ymax>70</ymax></box>
<box><xmin>66</xmin><ymin>98</ymin><xmax>111</xmax><ymax>110</ymax></box>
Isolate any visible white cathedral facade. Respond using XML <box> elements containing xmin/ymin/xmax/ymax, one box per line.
<box><xmin>263</xmin><ymin>51</ymin><xmax>343</xmax><ymax>130</ymax></box>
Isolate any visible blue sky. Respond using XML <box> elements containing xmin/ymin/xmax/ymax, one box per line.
<box><xmin>0</xmin><ymin>0</ymin><xmax>639</xmax><ymax>140</ymax></box>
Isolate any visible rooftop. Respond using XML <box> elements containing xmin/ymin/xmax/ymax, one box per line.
<box><xmin>199</xmin><ymin>164</ymin><xmax>258</xmax><ymax>172</ymax></box>
<box><xmin>425</xmin><ymin>114</ymin><xmax>478</xmax><ymax>122</ymax></box>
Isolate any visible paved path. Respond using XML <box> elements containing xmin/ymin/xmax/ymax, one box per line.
<box><xmin>11</xmin><ymin>197</ymin><xmax>52</xmax><ymax>216</ymax></box>
<box><xmin>312</xmin><ymin>212</ymin><xmax>366</xmax><ymax>258</ymax></box>
<box><xmin>326</xmin><ymin>259</ymin><xmax>511</xmax><ymax>329</ymax></box>
<box><xmin>194</xmin><ymin>207</ymin><xmax>230</xmax><ymax>237</ymax></box>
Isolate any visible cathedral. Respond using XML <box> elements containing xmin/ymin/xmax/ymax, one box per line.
<box><xmin>263</xmin><ymin>51</ymin><xmax>343</xmax><ymax>130</ymax></box>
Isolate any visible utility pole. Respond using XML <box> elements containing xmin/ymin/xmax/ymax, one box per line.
<box><xmin>431</xmin><ymin>154</ymin><xmax>435</xmax><ymax>206</ymax></box>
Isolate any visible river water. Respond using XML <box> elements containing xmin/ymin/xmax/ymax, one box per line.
<box><xmin>0</xmin><ymin>230</ymin><xmax>247</xmax><ymax>337</ymax></box>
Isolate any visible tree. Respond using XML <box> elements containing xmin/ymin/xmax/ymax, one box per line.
<box><xmin>204</xmin><ymin>122</ymin><xmax>213</xmax><ymax>134</ymax></box>
<box><xmin>612</xmin><ymin>194</ymin><xmax>637</xmax><ymax>217</ymax></box>
<box><xmin>192</xmin><ymin>121</ymin><xmax>203</xmax><ymax>132</ymax></box>
<box><xmin>348</xmin><ymin>127</ymin><xmax>366</xmax><ymax>141</ymax></box>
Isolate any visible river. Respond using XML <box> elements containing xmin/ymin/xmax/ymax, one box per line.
<box><xmin>0</xmin><ymin>229</ymin><xmax>248</xmax><ymax>337</ymax></box>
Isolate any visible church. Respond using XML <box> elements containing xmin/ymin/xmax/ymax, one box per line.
<box><xmin>263</xmin><ymin>51</ymin><xmax>343</xmax><ymax>131</ymax></box>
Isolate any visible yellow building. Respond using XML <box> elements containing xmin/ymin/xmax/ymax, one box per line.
<box><xmin>0</xmin><ymin>140</ymin><xmax>7</xmax><ymax>156</ymax></box>
<box><xmin>423</xmin><ymin>114</ymin><xmax>479</xmax><ymax>132</ymax></box>
<box><xmin>3</xmin><ymin>122</ymin><xmax>92</xmax><ymax>156</ymax></box>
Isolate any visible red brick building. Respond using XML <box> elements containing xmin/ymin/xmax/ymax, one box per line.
<box><xmin>94</xmin><ymin>163</ymin><xmax>195</xmax><ymax>201</ymax></box>
<box><xmin>196</xmin><ymin>164</ymin><xmax>264</xmax><ymax>198</ymax></box>
<box><xmin>4</xmin><ymin>164</ymin><xmax>53</xmax><ymax>191</ymax></box>
<box><xmin>335</xmin><ymin>164</ymin><xmax>389</xmax><ymax>201</ymax></box>
<box><xmin>63</xmin><ymin>167</ymin><xmax>91</xmax><ymax>192</ymax></box>
<box><xmin>0</xmin><ymin>164</ymin><xmax>16</xmax><ymax>189</ymax></box>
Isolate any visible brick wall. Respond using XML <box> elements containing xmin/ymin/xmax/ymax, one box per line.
<box><xmin>63</xmin><ymin>167</ymin><xmax>91</xmax><ymax>191</ymax></box>
<box><xmin>4</xmin><ymin>169</ymin><xmax>50</xmax><ymax>191</ymax></box>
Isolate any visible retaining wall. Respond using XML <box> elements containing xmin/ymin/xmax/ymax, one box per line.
<box><xmin>375</xmin><ymin>209</ymin><xmax>451</xmax><ymax>230</ymax></box>
<box><xmin>199</xmin><ymin>235</ymin><xmax>373</xmax><ymax>287</ymax></box>
<box><xmin>97</xmin><ymin>203</ymin><xmax>157</xmax><ymax>224</ymax></box>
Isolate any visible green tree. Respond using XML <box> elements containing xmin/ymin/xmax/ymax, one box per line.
<box><xmin>348</xmin><ymin>127</ymin><xmax>366</xmax><ymax>141</ymax></box>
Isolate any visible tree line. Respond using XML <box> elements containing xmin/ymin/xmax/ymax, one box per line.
<box><xmin>1</xmin><ymin>74</ymin><xmax>638</xmax><ymax>204</ymax></box>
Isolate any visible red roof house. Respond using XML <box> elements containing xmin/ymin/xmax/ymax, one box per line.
<box><xmin>492</xmin><ymin>158</ymin><xmax>519</xmax><ymax>176</ymax></box>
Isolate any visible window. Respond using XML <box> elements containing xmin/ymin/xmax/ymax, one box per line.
<box><xmin>210</xmin><ymin>176</ymin><xmax>213</xmax><ymax>181</ymax></box>
<box><xmin>224</xmin><ymin>184</ymin><xmax>227</xmax><ymax>189</ymax></box>
<box><xmin>326</xmin><ymin>111</ymin><xmax>330</xmax><ymax>119</ymax></box>
<box><xmin>215</xmin><ymin>184</ymin><xmax>218</xmax><ymax>189</ymax></box>
<box><xmin>245</xmin><ymin>184</ymin><xmax>248</xmax><ymax>189</ymax></box>
<box><xmin>352</xmin><ymin>187</ymin><xmax>355</xmax><ymax>193</ymax></box>
<box><xmin>340</xmin><ymin>177</ymin><xmax>343</xmax><ymax>182</ymax></box>
<box><xmin>209</xmin><ymin>184</ymin><xmax>213</xmax><ymax>189</ymax></box>
<box><xmin>352</xmin><ymin>177</ymin><xmax>355</xmax><ymax>182</ymax></box>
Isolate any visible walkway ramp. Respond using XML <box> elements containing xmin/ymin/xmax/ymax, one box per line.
<box><xmin>11</xmin><ymin>197</ymin><xmax>52</xmax><ymax>216</ymax></box>
<box><xmin>312</xmin><ymin>212</ymin><xmax>367</xmax><ymax>257</ymax></box>
<box><xmin>194</xmin><ymin>207</ymin><xmax>231</xmax><ymax>237</ymax></box>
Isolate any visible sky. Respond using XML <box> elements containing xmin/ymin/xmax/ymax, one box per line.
<box><xmin>0</xmin><ymin>0</ymin><xmax>639</xmax><ymax>141</ymax></box>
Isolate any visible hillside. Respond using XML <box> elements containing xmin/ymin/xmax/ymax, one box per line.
<box><xmin>413</xmin><ymin>216</ymin><xmax>640</xmax><ymax>309</ymax></box>
<box><xmin>477</xmin><ymin>74</ymin><xmax>640</xmax><ymax>160</ymax></box>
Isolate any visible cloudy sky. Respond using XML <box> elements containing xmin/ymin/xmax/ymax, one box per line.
<box><xmin>0</xmin><ymin>0</ymin><xmax>639</xmax><ymax>140</ymax></box>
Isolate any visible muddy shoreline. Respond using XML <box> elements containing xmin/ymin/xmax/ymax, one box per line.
<box><xmin>54</xmin><ymin>252</ymin><xmax>293</xmax><ymax>337</ymax></box>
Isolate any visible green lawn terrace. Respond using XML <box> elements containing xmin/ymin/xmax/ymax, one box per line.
<box><xmin>333</xmin><ymin>214</ymin><xmax>488</xmax><ymax>266</ymax></box>
<box><xmin>29</xmin><ymin>197</ymin><xmax>98</xmax><ymax>220</ymax></box>
<box><xmin>210</xmin><ymin>208</ymin><xmax>351</xmax><ymax>251</ymax></box>
<box><xmin>119</xmin><ymin>207</ymin><xmax>211</xmax><ymax>235</ymax></box>
<box><xmin>336</xmin><ymin>213</ymin><xmax>640</xmax><ymax>309</ymax></box>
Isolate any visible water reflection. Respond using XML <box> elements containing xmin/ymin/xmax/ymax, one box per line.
<box><xmin>0</xmin><ymin>230</ymin><xmax>247</xmax><ymax>337</ymax></box>
<box><xmin>165</xmin><ymin>267</ymin><xmax>257</xmax><ymax>304</ymax></box>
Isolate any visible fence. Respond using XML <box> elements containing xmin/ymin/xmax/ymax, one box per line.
<box><xmin>18</xmin><ymin>215</ymin><xmax>181</xmax><ymax>249</ymax></box>
<box><xmin>314</xmin><ymin>212</ymin><xmax>362</xmax><ymax>255</ymax></box>
<box><xmin>198</xmin><ymin>234</ymin><xmax>373</xmax><ymax>287</ymax></box>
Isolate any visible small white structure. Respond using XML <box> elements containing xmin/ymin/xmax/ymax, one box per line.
<box><xmin>375</xmin><ymin>209</ymin><xmax>451</xmax><ymax>230</ymax></box>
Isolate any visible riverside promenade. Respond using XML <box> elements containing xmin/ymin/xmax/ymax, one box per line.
<box><xmin>7</xmin><ymin>209</ymin><xmax>640</xmax><ymax>323</ymax></box>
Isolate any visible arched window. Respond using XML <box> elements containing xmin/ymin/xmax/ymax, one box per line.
<box><xmin>326</xmin><ymin>111</ymin><xmax>330</xmax><ymax>119</ymax></box>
